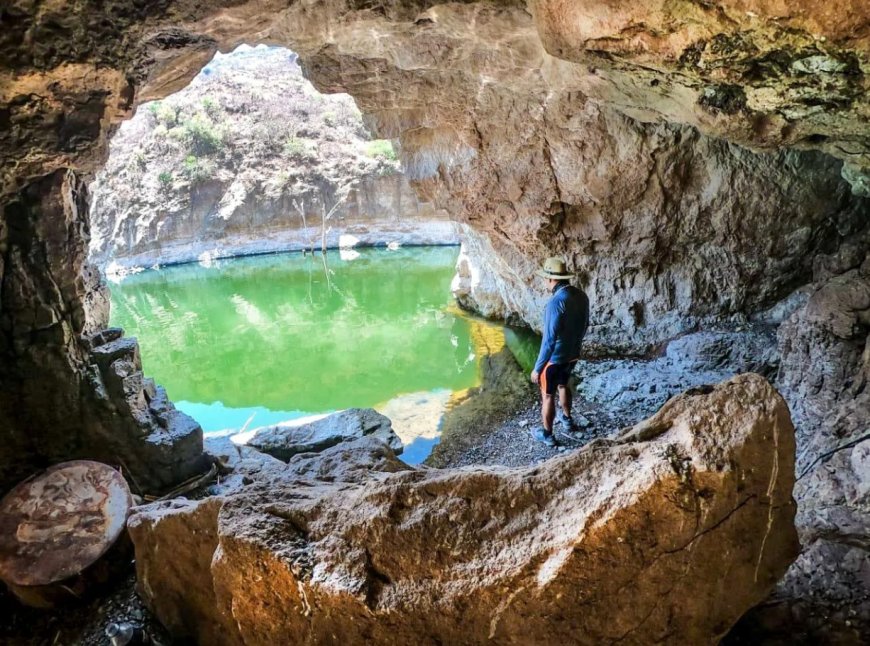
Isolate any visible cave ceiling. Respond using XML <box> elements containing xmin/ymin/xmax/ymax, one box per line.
<box><xmin>1</xmin><ymin>0</ymin><xmax>868</xmax><ymax>199</ymax></box>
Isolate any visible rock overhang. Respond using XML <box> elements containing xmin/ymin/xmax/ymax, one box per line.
<box><xmin>1</xmin><ymin>1</ymin><xmax>868</xmax><ymax>195</ymax></box>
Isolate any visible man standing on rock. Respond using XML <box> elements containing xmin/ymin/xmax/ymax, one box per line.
<box><xmin>530</xmin><ymin>257</ymin><xmax>590</xmax><ymax>447</ymax></box>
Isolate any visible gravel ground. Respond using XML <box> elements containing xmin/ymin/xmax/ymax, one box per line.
<box><xmin>0</xmin><ymin>573</ymin><xmax>170</xmax><ymax>646</ymax></box>
<box><xmin>432</xmin><ymin>387</ymin><xmax>636</xmax><ymax>469</ymax></box>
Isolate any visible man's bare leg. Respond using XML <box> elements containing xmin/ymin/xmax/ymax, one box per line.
<box><xmin>558</xmin><ymin>384</ymin><xmax>572</xmax><ymax>418</ymax></box>
<box><xmin>541</xmin><ymin>393</ymin><xmax>556</xmax><ymax>433</ymax></box>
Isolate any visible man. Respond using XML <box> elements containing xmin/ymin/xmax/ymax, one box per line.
<box><xmin>530</xmin><ymin>257</ymin><xmax>590</xmax><ymax>447</ymax></box>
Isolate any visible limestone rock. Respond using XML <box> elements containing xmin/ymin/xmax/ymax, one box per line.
<box><xmin>530</xmin><ymin>0</ymin><xmax>870</xmax><ymax>181</ymax></box>
<box><xmin>284</xmin><ymin>436</ymin><xmax>414</xmax><ymax>483</ymax></box>
<box><xmin>579</xmin><ymin>329</ymin><xmax>780</xmax><ymax>423</ymax></box>
<box><xmin>247</xmin><ymin>408</ymin><xmax>403</xmax><ymax>461</ymax></box>
<box><xmin>128</xmin><ymin>374</ymin><xmax>798</xmax><ymax>645</ymax></box>
<box><xmin>203</xmin><ymin>433</ymin><xmax>290</xmax><ymax>496</ymax></box>
<box><xmin>761</xmin><ymin>243</ymin><xmax>870</xmax><ymax>635</ymax></box>
<box><xmin>0</xmin><ymin>171</ymin><xmax>206</xmax><ymax>493</ymax></box>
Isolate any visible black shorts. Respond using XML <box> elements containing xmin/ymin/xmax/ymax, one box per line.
<box><xmin>540</xmin><ymin>360</ymin><xmax>577</xmax><ymax>396</ymax></box>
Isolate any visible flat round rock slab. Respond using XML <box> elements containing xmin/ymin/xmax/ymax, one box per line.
<box><xmin>0</xmin><ymin>460</ymin><xmax>132</xmax><ymax>587</ymax></box>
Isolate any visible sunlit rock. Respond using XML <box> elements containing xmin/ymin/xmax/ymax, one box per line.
<box><xmin>338</xmin><ymin>234</ymin><xmax>360</xmax><ymax>249</ymax></box>
<box><xmin>246</xmin><ymin>408</ymin><xmax>403</xmax><ymax>461</ymax></box>
<box><xmin>129</xmin><ymin>374</ymin><xmax>798</xmax><ymax>644</ymax></box>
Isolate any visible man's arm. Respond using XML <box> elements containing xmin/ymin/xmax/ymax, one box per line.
<box><xmin>533</xmin><ymin>300</ymin><xmax>558</xmax><ymax>375</ymax></box>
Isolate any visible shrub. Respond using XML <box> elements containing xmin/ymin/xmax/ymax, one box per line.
<box><xmin>166</xmin><ymin>126</ymin><xmax>187</xmax><ymax>143</ymax></box>
<box><xmin>283</xmin><ymin>136</ymin><xmax>316</xmax><ymax>160</ymax></box>
<box><xmin>364</xmin><ymin>139</ymin><xmax>397</xmax><ymax>161</ymax></box>
<box><xmin>157</xmin><ymin>171</ymin><xmax>172</xmax><ymax>185</ymax></box>
<box><xmin>182</xmin><ymin>155</ymin><xmax>214</xmax><ymax>182</ymax></box>
<box><xmin>183</xmin><ymin>113</ymin><xmax>224</xmax><ymax>155</ymax></box>
<box><xmin>154</xmin><ymin>102</ymin><xmax>181</xmax><ymax>128</ymax></box>
<box><xmin>201</xmin><ymin>96</ymin><xmax>221</xmax><ymax>119</ymax></box>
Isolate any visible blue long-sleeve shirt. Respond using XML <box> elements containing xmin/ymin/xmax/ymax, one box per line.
<box><xmin>534</xmin><ymin>284</ymin><xmax>590</xmax><ymax>373</ymax></box>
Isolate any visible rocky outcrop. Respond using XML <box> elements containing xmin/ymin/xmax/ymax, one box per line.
<box><xmin>444</xmin><ymin>118</ymin><xmax>866</xmax><ymax>352</ymax></box>
<box><xmin>0</xmin><ymin>171</ymin><xmax>205</xmax><ymax>493</ymax></box>
<box><xmin>529</xmin><ymin>0</ymin><xmax>870</xmax><ymax>192</ymax></box>
<box><xmin>88</xmin><ymin>46</ymin><xmax>455</xmax><ymax>269</ymax></box>
<box><xmin>128</xmin><ymin>374</ymin><xmax>797</xmax><ymax>644</ymax></box>
<box><xmin>763</xmin><ymin>240</ymin><xmax>870</xmax><ymax>638</ymax></box>
<box><xmin>579</xmin><ymin>329</ymin><xmax>780</xmax><ymax>422</ymax></box>
<box><xmin>246</xmin><ymin>408</ymin><xmax>403</xmax><ymax>461</ymax></box>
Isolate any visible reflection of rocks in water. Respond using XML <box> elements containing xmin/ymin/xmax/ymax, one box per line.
<box><xmin>375</xmin><ymin>390</ymin><xmax>452</xmax><ymax>446</ymax></box>
<box><xmin>378</xmin><ymin>314</ymin><xmax>529</xmax><ymax>465</ymax></box>
<box><xmin>503</xmin><ymin>325</ymin><xmax>541</xmax><ymax>374</ymax></box>
<box><xmin>375</xmin><ymin>390</ymin><xmax>454</xmax><ymax>463</ymax></box>
<box><xmin>426</xmin><ymin>326</ymin><xmax>532</xmax><ymax>468</ymax></box>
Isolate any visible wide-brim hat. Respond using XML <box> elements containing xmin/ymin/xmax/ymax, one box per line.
<box><xmin>535</xmin><ymin>256</ymin><xmax>574</xmax><ymax>279</ymax></box>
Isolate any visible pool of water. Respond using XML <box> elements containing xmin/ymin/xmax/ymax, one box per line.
<box><xmin>109</xmin><ymin>247</ymin><xmax>484</xmax><ymax>463</ymax></box>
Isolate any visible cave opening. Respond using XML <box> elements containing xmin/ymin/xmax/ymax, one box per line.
<box><xmin>88</xmin><ymin>44</ymin><xmax>499</xmax><ymax>467</ymax></box>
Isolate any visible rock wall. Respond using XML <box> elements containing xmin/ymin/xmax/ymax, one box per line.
<box><xmin>94</xmin><ymin>172</ymin><xmax>457</xmax><ymax>269</ymax></box>
<box><xmin>441</xmin><ymin>102</ymin><xmax>867</xmax><ymax>351</ymax></box>
<box><xmin>769</xmin><ymin>238</ymin><xmax>870</xmax><ymax>636</ymax></box>
<box><xmin>0</xmin><ymin>171</ymin><xmax>207</xmax><ymax>493</ymax></box>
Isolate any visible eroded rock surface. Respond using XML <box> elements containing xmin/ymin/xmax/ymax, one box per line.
<box><xmin>0</xmin><ymin>171</ymin><xmax>205</xmax><ymax>492</ymax></box>
<box><xmin>579</xmin><ymin>329</ymin><xmax>780</xmax><ymax>422</ymax></box>
<box><xmin>128</xmin><ymin>374</ymin><xmax>798</xmax><ymax>645</ymax></box>
<box><xmin>766</xmin><ymin>240</ymin><xmax>870</xmax><ymax>636</ymax></box>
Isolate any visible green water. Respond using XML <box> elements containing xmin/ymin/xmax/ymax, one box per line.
<box><xmin>109</xmin><ymin>247</ymin><xmax>481</xmax><ymax>463</ymax></box>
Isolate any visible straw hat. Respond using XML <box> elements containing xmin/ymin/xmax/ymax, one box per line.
<box><xmin>535</xmin><ymin>257</ymin><xmax>574</xmax><ymax>279</ymax></box>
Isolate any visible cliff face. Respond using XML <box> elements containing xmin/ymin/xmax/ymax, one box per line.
<box><xmin>88</xmin><ymin>45</ymin><xmax>454</xmax><ymax>269</ymax></box>
<box><xmin>0</xmin><ymin>0</ymin><xmax>868</xmax><ymax>637</ymax></box>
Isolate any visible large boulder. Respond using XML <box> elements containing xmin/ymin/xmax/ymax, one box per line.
<box><xmin>128</xmin><ymin>374</ymin><xmax>798</xmax><ymax>644</ymax></box>
<box><xmin>246</xmin><ymin>408</ymin><xmax>403</xmax><ymax>461</ymax></box>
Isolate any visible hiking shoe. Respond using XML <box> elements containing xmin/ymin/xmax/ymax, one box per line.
<box><xmin>532</xmin><ymin>427</ymin><xmax>557</xmax><ymax>447</ymax></box>
<box><xmin>557</xmin><ymin>411</ymin><xmax>578</xmax><ymax>434</ymax></box>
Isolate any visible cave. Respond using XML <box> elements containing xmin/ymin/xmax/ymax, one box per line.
<box><xmin>0</xmin><ymin>1</ymin><xmax>868</xmax><ymax>643</ymax></box>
